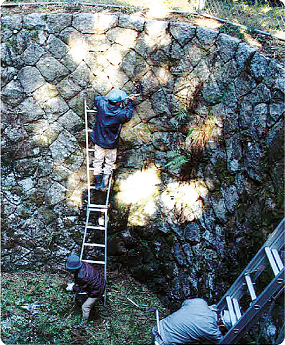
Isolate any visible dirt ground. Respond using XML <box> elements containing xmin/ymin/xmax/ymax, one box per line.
<box><xmin>1</xmin><ymin>2</ymin><xmax>285</xmax><ymax>65</ymax></box>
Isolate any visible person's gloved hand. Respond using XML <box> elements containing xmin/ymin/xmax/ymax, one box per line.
<box><xmin>66</xmin><ymin>282</ymin><xmax>75</xmax><ymax>291</ymax></box>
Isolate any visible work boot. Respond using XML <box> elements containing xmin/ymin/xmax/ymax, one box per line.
<box><xmin>100</xmin><ymin>174</ymin><xmax>110</xmax><ymax>192</ymax></box>
<box><xmin>94</xmin><ymin>175</ymin><xmax>102</xmax><ymax>190</ymax></box>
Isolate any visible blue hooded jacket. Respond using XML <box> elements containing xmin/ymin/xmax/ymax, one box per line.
<box><xmin>91</xmin><ymin>96</ymin><xmax>133</xmax><ymax>149</ymax></box>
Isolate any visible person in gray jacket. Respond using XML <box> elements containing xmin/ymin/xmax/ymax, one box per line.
<box><xmin>152</xmin><ymin>298</ymin><xmax>231</xmax><ymax>344</ymax></box>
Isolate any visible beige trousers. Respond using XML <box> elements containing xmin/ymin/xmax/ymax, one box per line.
<box><xmin>93</xmin><ymin>144</ymin><xmax>117</xmax><ymax>175</ymax></box>
<box><xmin>82</xmin><ymin>297</ymin><xmax>98</xmax><ymax>320</ymax></box>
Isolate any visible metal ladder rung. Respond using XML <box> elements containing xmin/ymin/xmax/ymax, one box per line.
<box><xmin>232</xmin><ymin>298</ymin><xmax>242</xmax><ymax>320</ymax></box>
<box><xmin>84</xmin><ymin>243</ymin><xmax>105</xmax><ymax>248</ymax></box>
<box><xmin>89</xmin><ymin>186</ymin><xmax>98</xmax><ymax>190</ymax></box>
<box><xmin>245</xmin><ymin>274</ymin><xmax>257</xmax><ymax>300</ymax></box>
<box><xmin>88</xmin><ymin>148</ymin><xmax>95</xmax><ymax>152</ymax></box>
<box><xmin>226</xmin><ymin>296</ymin><xmax>237</xmax><ymax>325</ymax></box>
<box><xmin>86</xmin><ymin>225</ymin><xmax>105</xmax><ymax>231</ymax></box>
<box><xmin>87</xmin><ymin>109</ymin><xmax>97</xmax><ymax>113</ymax></box>
<box><xmin>265</xmin><ymin>247</ymin><xmax>280</xmax><ymax>276</ymax></box>
<box><xmin>87</xmin><ymin>129</ymin><xmax>92</xmax><ymax>133</ymax></box>
<box><xmin>82</xmin><ymin>259</ymin><xmax>105</xmax><ymax>265</ymax></box>
<box><xmin>272</xmin><ymin>248</ymin><xmax>284</xmax><ymax>271</ymax></box>
<box><xmin>89</xmin><ymin>205</ymin><xmax>108</xmax><ymax>210</ymax></box>
<box><xmin>89</xmin><ymin>187</ymin><xmax>110</xmax><ymax>193</ymax></box>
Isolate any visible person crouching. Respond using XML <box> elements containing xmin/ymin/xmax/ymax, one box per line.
<box><xmin>65</xmin><ymin>254</ymin><xmax>106</xmax><ymax>325</ymax></box>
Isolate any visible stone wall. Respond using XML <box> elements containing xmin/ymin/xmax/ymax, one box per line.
<box><xmin>1</xmin><ymin>11</ymin><xmax>284</xmax><ymax>305</ymax></box>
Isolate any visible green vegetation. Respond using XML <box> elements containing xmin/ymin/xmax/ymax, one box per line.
<box><xmin>220</xmin><ymin>23</ymin><xmax>245</xmax><ymax>39</ymax></box>
<box><xmin>1</xmin><ymin>270</ymin><xmax>168</xmax><ymax>344</ymax></box>
<box><xmin>165</xmin><ymin>153</ymin><xmax>189</xmax><ymax>169</ymax></box>
<box><xmin>166</xmin><ymin>111</ymin><xmax>217</xmax><ymax>175</ymax></box>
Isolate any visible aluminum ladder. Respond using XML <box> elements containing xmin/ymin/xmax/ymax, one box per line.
<box><xmin>217</xmin><ymin>218</ymin><xmax>284</xmax><ymax>344</ymax></box>
<box><xmin>80</xmin><ymin>99</ymin><xmax>112</xmax><ymax>305</ymax></box>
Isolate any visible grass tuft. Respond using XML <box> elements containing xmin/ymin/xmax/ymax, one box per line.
<box><xmin>186</xmin><ymin>115</ymin><xmax>216</xmax><ymax>153</ymax></box>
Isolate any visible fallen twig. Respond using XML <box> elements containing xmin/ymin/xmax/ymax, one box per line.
<box><xmin>126</xmin><ymin>296</ymin><xmax>141</xmax><ymax>309</ymax></box>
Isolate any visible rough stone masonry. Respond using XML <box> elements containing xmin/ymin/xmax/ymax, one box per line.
<box><xmin>1</xmin><ymin>11</ymin><xmax>284</xmax><ymax>305</ymax></box>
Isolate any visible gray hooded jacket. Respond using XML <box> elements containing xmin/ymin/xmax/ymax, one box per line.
<box><xmin>153</xmin><ymin>298</ymin><xmax>223</xmax><ymax>344</ymax></box>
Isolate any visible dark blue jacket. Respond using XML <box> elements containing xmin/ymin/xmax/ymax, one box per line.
<box><xmin>91</xmin><ymin>96</ymin><xmax>133</xmax><ymax>149</ymax></box>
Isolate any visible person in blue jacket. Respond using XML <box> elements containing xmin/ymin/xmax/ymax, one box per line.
<box><xmin>91</xmin><ymin>89</ymin><xmax>136</xmax><ymax>191</ymax></box>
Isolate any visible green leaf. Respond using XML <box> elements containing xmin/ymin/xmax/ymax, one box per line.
<box><xmin>165</xmin><ymin>155</ymin><xmax>188</xmax><ymax>168</ymax></box>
